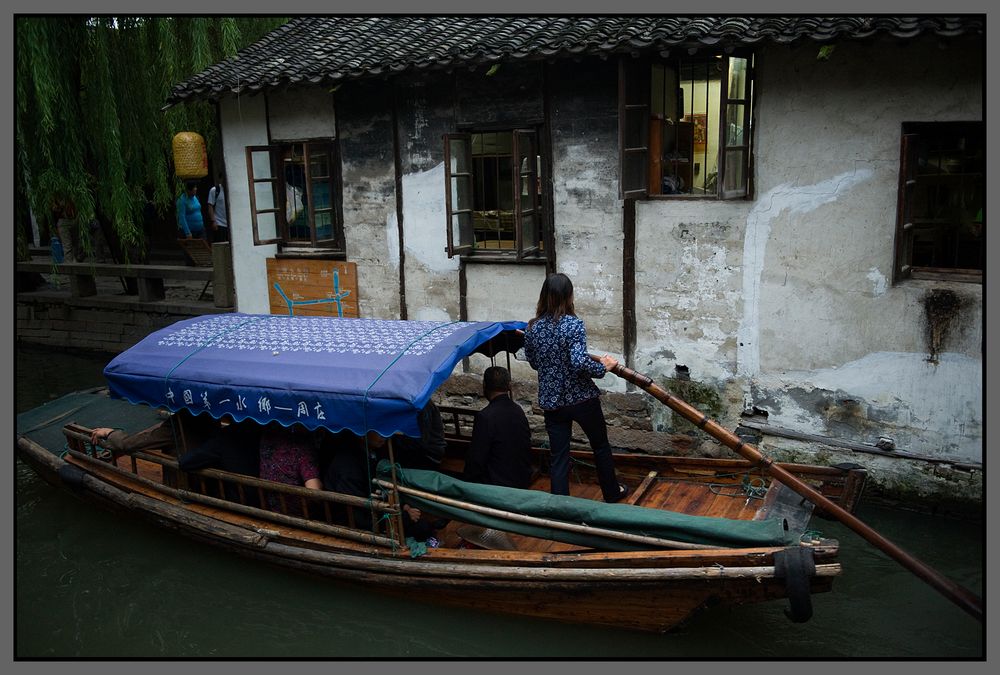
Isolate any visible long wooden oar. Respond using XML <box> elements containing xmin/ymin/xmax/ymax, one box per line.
<box><xmin>595</xmin><ymin>356</ymin><xmax>983</xmax><ymax>622</ymax></box>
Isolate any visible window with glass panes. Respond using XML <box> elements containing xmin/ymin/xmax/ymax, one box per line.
<box><xmin>894</xmin><ymin>121</ymin><xmax>983</xmax><ymax>283</ymax></box>
<box><xmin>245</xmin><ymin>141</ymin><xmax>344</xmax><ymax>251</ymax></box>
<box><xmin>444</xmin><ymin>129</ymin><xmax>546</xmax><ymax>261</ymax></box>
<box><xmin>620</xmin><ymin>53</ymin><xmax>753</xmax><ymax>200</ymax></box>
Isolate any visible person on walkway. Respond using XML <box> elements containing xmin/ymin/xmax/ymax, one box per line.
<box><xmin>51</xmin><ymin>198</ymin><xmax>80</xmax><ymax>262</ymax></box>
<box><xmin>207</xmin><ymin>177</ymin><xmax>228</xmax><ymax>243</ymax></box>
<box><xmin>176</xmin><ymin>180</ymin><xmax>205</xmax><ymax>239</ymax></box>
<box><xmin>522</xmin><ymin>273</ymin><xmax>628</xmax><ymax>503</ymax></box>
<box><xmin>463</xmin><ymin>366</ymin><xmax>533</xmax><ymax>489</ymax></box>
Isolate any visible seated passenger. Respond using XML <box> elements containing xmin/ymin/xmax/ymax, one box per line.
<box><xmin>320</xmin><ymin>429</ymin><xmax>437</xmax><ymax>544</ymax></box>
<box><xmin>320</xmin><ymin>429</ymin><xmax>386</xmax><ymax>499</ymax></box>
<box><xmin>90</xmin><ymin>409</ymin><xmax>221</xmax><ymax>488</ymax></box>
<box><xmin>177</xmin><ymin>417</ymin><xmax>263</xmax><ymax>507</ymax></box>
<box><xmin>391</xmin><ymin>401</ymin><xmax>446</xmax><ymax>471</ymax></box>
<box><xmin>258</xmin><ymin>422</ymin><xmax>322</xmax><ymax>516</ymax></box>
<box><xmin>90</xmin><ymin>408</ymin><xmax>219</xmax><ymax>458</ymax></box>
<box><xmin>463</xmin><ymin>366</ymin><xmax>533</xmax><ymax>489</ymax></box>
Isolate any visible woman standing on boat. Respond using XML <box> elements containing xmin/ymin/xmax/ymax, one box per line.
<box><xmin>523</xmin><ymin>273</ymin><xmax>628</xmax><ymax>503</ymax></box>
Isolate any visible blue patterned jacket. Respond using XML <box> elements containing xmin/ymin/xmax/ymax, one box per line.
<box><xmin>523</xmin><ymin>314</ymin><xmax>607</xmax><ymax>411</ymax></box>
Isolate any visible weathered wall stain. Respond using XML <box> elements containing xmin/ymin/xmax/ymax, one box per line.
<box><xmin>737</xmin><ymin>166</ymin><xmax>875</xmax><ymax>379</ymax></box>
<box><xmin>923</xmin><ymin>289</ymin><xmax>963</xmax><ymax>363</ymax></box>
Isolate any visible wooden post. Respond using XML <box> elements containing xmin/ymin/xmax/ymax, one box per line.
<box><xmin>173</xmin><ymin>414</ymin><xmax>190</xmax><ymax>491</ymax></box>
<box><xmin>212</xmin><ymin>242</ymin><xmax>234</xmax><ymax>308</ymax></box>
<box><xmin>69</xmin><ymin>272</ymin><xmax>97</xmax><ymax>298</ymax></box>
<box><xmin>648</xmin><ymin>114</ymin><xmax>663</xmax><ymax>195</ymax></box>
<box><xmin>137</xmin><ymin>277</ymin><xmax>165</xmax><ymax>302</ymax></box>
<box><xmin>384</xmin><ymin>437</ymin><xmax>408</xmax><ymax>549</ymax></box>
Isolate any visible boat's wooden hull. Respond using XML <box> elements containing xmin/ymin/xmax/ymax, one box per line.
<box><xmin>17</xmin><ymin>433</ymin><xmax>840</xmax><ymax>632</ymax></box>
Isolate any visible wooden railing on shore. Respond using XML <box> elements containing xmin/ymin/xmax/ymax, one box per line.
<box><xmin>18</xmin><ymin>260</ymin><xmax>218</xmax><ymax>305</ymax></box>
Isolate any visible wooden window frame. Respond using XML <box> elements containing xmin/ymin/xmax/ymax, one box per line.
<box><xmin>620</xmin><ymin>52</ymin><xmax>754</xmax><ymax>201</ymax></box>
<box><xmin>444</xmin><ymin>128</ymin><xmax>549</xmax><ymax>263</ymax></box>
<box><xmin>718</xmin><ymin>55</ymin><xmax>753</xmax><ymax>200</ymax></box>
<box><xmin>893</xmin><ymin>121</ymin><xmax>983</xmax><ymax>284</ymax></box>
<box><xmin>245</xmin><ymin>140</ymin><xmax>345</xmax><ymax>252</ymax></box>
<box><xmin>619</xmin><ymin>57</ymin><xmax>650</xmax><ymax>199</ymax></box>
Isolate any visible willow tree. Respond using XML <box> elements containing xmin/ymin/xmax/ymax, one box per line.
<box><xmin>15</xmin><ymin>16</ymin><xmax>287</xmax><ymax>262</ymax></box>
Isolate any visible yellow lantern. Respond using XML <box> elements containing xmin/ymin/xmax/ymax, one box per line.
<box><xmin>173</xmin><ymin>131</ymin><xmax>208</xmax><ymax>179</ymax></box>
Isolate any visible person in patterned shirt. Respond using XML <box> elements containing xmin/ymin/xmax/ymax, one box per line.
<box><xmin>523</xmin><ymin>273</ymin><xmax>628</xmax><ymax>503</ymax></box>
<box><xmin>258</xmin><ymin>422</ymin><xmax>323</xmax><ymax>516</ymax></box>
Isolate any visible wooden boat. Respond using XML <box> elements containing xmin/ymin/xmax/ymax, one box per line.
<box><xmin>17</xmin><ymin>314</ymin><xmax>870</xmax><ymax>633</ymax></box>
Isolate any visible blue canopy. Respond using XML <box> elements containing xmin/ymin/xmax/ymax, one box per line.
<box><xmin>104</xmin><ymin>314</ymin><xmax>526</xmax><ymax>438</ymax></box>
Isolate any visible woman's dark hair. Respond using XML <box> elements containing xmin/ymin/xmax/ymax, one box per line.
<box><xmin>530</xmin><ymin>273</ymin><xmax>576</xmax><ymax>326</ymax></box>
<box><xmin>184</xmin><ymin>180</ymin><xmax>198</xmax><ymax>192</ymax></box>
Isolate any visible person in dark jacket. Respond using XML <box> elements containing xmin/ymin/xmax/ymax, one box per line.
<box><xmin>90</xmin><ymin>409</ymin><xmax>219</xmax><ymax>458</ymax></box>
<box><xmin>177</xmin><ymin>419</ymin><xmax>263</xmax><ymax>507</ymax></box>
<box><xmin>90</xmin><ymin>411</ymin><xmax>254</xmax><ymax>494</ymax></box>
<box><xmin>319</xmin><ymin>429</ymin><xmax>436</xmax><ymax>543</ymax></box>
<box><xmin>463</xmin><ymin>366</ymin><xmax>533</xmax><ymax>489</ymax></box>
<box><xmin>391</xmin><ymin>401</ymin><xmax>446</xmax><ymax>471</ymax></box>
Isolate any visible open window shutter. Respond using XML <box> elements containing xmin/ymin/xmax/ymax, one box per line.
<box><xmin>718</xmin><ymin>56</ymin><xmax>752</xmax><ymax>199</ymax></box>
<box><xmin>619</xmin><ymin>57</ymin><xmax>649</xmax><ymax>199</ymax></box>
<box><xmin>302</xmin><ymin>143</ymin><xmax>317</xmax><ymax>246</ymax></box>
<box><xmin>245</xmin><ymin>145</ymin><xmax>282</xmax><ymax>246</ymax></box>
<box><xmin>513</xmin><ymin>129</ymin><xmax>541</xmax><ymax>259</ymax></box>
<box><xmin>444</xmin><ymin>133</ymin><xmax>474</xmax><ymax>257</ymax></box>
<box><xmin>893</xmin><ymin>133</ymin><xmax>920</xmax><ymax>282</ymax></box>
<box><xmin>304</xmin><ymin>142</ymin><xmax>340</xmax><ymax>248</ymax></box>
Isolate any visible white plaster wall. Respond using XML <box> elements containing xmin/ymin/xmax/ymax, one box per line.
<box><xmin>267</xmin><ymin>88</ymin><xmax>336</xmax><ymax>140</ymax></box>
<box><xmin>463</xmin><ymin>264</ymin><xmax>545</xmax><ymax>382</ymax></box>
<box><xmin>464</xmin><ymin>264</ymin><xmax>542</xmax><ymax>325</ymax></box>
<box><xmin>219</xmin><ymin>94</ymin><xmax>275</xmax><ymax>314</ymax></box>
<box><xmin>338</xmin><ymin>102</ymin><xmax>401</xmax><ymax>321</ymax></box>
<box><xmin>633</xmin><ymin>36</ymin><xmax>983</xmax><ymax>462</ymax></box>
<box><xmin>550</xmin><ymin>148</ymin><xmax>626</xmax><ymax>386</ymax></box>
<box><xmin>634</xmin><ymin>200</ymin><xmax>748</xmax><ymax>383</ymax></box>
<box><xmin>397</xmin><ymin>162</ymin><xmax>460</xmax><ymax>322</ymax></box>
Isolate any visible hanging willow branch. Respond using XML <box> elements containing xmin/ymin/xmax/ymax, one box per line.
<box><xmin>15</xmin><ymin>15</ymin><xmax>289</xmax><ymax>263</ymax></box>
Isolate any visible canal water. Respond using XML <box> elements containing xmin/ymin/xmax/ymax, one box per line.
<box><xmin>15</xmin><ymin>344</ymin><xmax>984</xmax><ymax>658</ymax></box>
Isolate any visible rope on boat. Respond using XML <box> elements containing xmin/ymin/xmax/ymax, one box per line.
<box><xmin>377</xmin><ymin>511</ymin><xmax>401</xmax><ymax>553</ymax></box>
<box><xmin>800</xmin><ymin>529</ymin><xmax>824</xmax><ymax>543</ymax></box>
<box><xmin>708</xmin><ymin>475</ymin><xmax>768</xmax><ymax>500</ymax></box>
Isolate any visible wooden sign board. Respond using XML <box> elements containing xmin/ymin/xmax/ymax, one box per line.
<box><xmin>266</xmin><ymin>258</ymin><xmax>360</xmax><ymax>317</ymax></box>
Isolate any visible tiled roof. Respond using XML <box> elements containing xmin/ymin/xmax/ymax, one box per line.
<box><xmin>167</xmin><ymin>16</ymin><xmax>983</xmax><ymax>103</ymax></box>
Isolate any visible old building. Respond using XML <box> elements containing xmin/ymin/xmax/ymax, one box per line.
<box><xmin>169</xmin><ymin>16</ymin><xmax>983</xmax><ymax>507</ymax></box>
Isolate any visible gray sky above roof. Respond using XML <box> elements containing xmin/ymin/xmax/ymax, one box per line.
<box><xmin>167</xmin><ymin>15</ymin><xmax>983</xmax><ymax>104</ymax></box>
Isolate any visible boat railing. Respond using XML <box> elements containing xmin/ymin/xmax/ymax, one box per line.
<box><xmin>61</xmin><ymin>424</ymin><xmax>404</xmax><ymax>550</ymax></box>
<box><xmin>438</xmin><ymin>405</ymin><xmax>476</xmax><ymax>440</ymax></box>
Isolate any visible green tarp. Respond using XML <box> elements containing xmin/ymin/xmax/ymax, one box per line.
<box><xmin>377</xmin><ymin>461</ymin><xmax>795</xmax><ymax>551</ymax></box>
<box><xmin>17</xmin><ymin>390</ymin><xmax>165</xmax><ymax>456</ymax></box>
